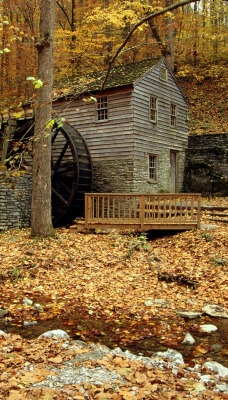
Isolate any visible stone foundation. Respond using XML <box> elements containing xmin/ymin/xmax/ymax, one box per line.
<box><xmin>92</xmin><ymin>159</ymin><xmax>135</xmax><ymax>192</ymax></box>
<box><xmin>92</xmin><ymin>151</ymin><xmax>186</xmax><ymax>194</ymax></box>
<box><xmin>0</xmin><ymin>174</ymin><xmax>32</xmax><ymax>231</ymax></box>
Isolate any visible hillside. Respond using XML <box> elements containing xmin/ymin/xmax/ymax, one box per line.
<box><xmin>177</xmin><ymin>65</ymin><xmax>228</xmax><ymax>135</ymax></box>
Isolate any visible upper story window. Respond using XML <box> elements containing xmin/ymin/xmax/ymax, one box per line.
<box><xmin>149</xmin><ymin>96</ymin><xmax>157</xmax><ymax>123</ymax></box>
<box><xmin>97</xmin><ymin>96</ymin><xmax>108</xmax><ymax>121</ymax></box>
<box><xmin>170</xmin><ymin>103</ymin><xmax>177</xmax><ymax>127</ymax></box>
<box><xmin>160</xmin><ymin>67</ymin><xmax>167</xmax><ymax>81</ymax></box>
<box><xmin>148</xmin><ymin>154</ymin><xmax>158</xmax><ymax>181</ymax></box>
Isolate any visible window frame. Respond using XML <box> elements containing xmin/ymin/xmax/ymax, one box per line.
<box><xmin>148</xmin><ymin>154</ymin><xmax>158</xmax><ymax>181</ymax></box>
<box><xmin>149</xmin><ymin>96</ymin><xmax>158</xmax><ymax>123</ymax></box>
<box><xmin>96</xmin><ymin>96</ymin><xmax>108</xmax><ymax>121</ymax></box>
<box><xmin>170</xmin><ymin>103</ymin><xmax>177</xmax><ymax>127</ymax></box>
<box><xmin>160</xmin><ymin>67</ymin><xmax>167</xmax><ymax>81</ymax></box>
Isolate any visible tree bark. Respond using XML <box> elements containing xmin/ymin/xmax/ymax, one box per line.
<box><xmin>165</xmin><ymin>0</ymin><xmax>176</xmax><ymax>70</ymax></box>
<box><xmin>31</xmin><ymin>0</ymin><xmax>55</xmax><ymax>237</ymax></box>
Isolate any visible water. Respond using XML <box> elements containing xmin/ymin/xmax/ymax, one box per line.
<box><xmin>1</xmin><ymin>312</ymin><xmax>227</xmax><ymax>367</ymax></box>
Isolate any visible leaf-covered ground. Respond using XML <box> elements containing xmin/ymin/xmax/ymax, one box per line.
<box><xmin>0</xmin><ymin>197</ymin><xmax>227</xmax><ymax>399</ymax></box>
<box><xmin>177</xmin><ymin>65</ymin><xmax>228</xmax><ymax>134</ymax></box>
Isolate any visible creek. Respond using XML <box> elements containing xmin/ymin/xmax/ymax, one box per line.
<box><xmin>1</xmin><ymin>312</ymin><xmax>227</xmax><ymax>367</ymax></box>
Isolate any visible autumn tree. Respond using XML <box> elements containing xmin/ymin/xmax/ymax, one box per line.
<box><xmin>31</xmin><ymin>0</ymin><xmax>55</xmax><ymax>237</ymax></box>
<box><xmin>0</xmin><ymin>0</ymin><xmax>37</xmax><ymax>112</ymax></box>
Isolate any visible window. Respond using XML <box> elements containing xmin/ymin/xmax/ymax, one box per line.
<box><xmin>170</xmin><ymin>104</ymin><xmax>177</xmax><ymax>127</ymax></box>
<box><xmin>149</xmin><ymin>96</ymin><xmax>157</xmax><ymax>123</ymax></box>
<box><xmin>97</xmin><ymin>97</ymin><xmax>108</xmax><ymax>121</ymax></box>
<box><xmin>148</xmin><ymin>155</ymin><xmax>158</xmax><ymax>181</ymax></box>
<box><xmin>160</xmin><ymin>67</ymin><xmax>167</xmax><ymax>81</ymax></box>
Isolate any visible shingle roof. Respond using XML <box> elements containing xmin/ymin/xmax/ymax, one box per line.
<box><xmin>54</xmin><ymin>58</ymin><xmax>160</xmax><ymax>99</ymax></box>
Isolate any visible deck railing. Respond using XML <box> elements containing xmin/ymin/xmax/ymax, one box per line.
<box><xmin>85</xmin><ymin>193</ymin><xmax>201</xmax><ymax>230</ymax></box>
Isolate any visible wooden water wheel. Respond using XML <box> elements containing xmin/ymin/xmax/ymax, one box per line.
<box><xmin>51</xmin><ymin>123</ymin><xmax>92</xmax><ymax>227</ymax></box>
<box><xmin>4</xmin><ymin>120</ymin><xmax>92</xmax><ymax>227</ymax></box>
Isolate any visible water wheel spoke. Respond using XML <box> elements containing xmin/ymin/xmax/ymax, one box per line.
<box><xmin>52</xmin><ymin>142</ymin><xmax>69</xmax><ymax>170</ymax></box>
<box><xmin>54</xmin><ymin>163</ymin><xmax>76</xmax><ymax>176</ymax></box>
<box><xmin>7</xmin><ymin>121</ymin><xmax>34</xmax><ymax>158</ymax></box>
<box><xmin>53</xmin><ymin>178</ymin><xmax>72</xmax><ymax>195</ymax></box>
<box><xmin>52</xmin><ymin>187</ymin><xmax>68</xmax><ymax>205</ymax></box>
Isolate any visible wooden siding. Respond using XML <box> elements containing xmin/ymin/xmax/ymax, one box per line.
<box><xmin>53</xmin><ymin>59</ymin><xmax>188</xmax><ymax>164</ymax></box>
<box><xmin>53</xmin><ymin>89</ymin><xmax>135</xmax><ymax>160</ymax></box>
<box><xmin>133</xmin><ymin>60</ymin><xmax>188</xmax><ymax>157</ymax></box>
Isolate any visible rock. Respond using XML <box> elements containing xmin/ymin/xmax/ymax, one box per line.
<box><xmin>216</xmin><ymin>383</ymin><xmax>228</xmax><ymax>393</ymax></box>
<box><xmin>200</xmin><ymin>224</ymin><xmax>218</xmax><ymax>230</ymax></box>
<box><xmin>0</xmin><ymin>309</ymin><xmax>9</xmax><ymax>318</ymax></box>
<box><xmin>71</xmin><ymin>339</ymin><xmax>88</xmax><ymax>349</ymax></box>
<box><xmin>176</xmin><ymin>311</ymin><xmax>201</xmax><ymax>319</ymax></box>
<box><xmin>145</xmin><ymin>298</ymin><xmax>169</xmax><ymax>308</ymax></box>
<box><xmin>199</xmin><ymin>375</ymin><xmax>213</xmax><ymax>383</ymax></box>
<box><xmin>202</xmin><ymin>304</ymin><xmax>228</xmax><ymax>318</ymax></box>
<box><xmin>191</xmin><ymin>382</ymin><xmax>206</xmax><ymax>392</ymax></box>
<box><xmin>200</xmin><ymin>324</ymin><xmax>217</xmax><ymax>333</ymax></box>
<box><xmin>38</xmin><ymin>329</ymin><xmax>69</xmax><ymax>339</ymax></box>
<box><xmin>182</xmin><ymin>333</ymin><xmax>195</xmax><ymax>345</ymax></box>
<box><xmin>23</xmin><ymin>321</ymin><xmax>38</xmax><ymax>327</ymax></box>
<box><xmin>23</xmin><ymin>298</ymin><xmax>33</xmax><ymax>306</ymax></box>
<box><xmin>144</xmin><ymin>300</ymin><xmax>153</xmax><ymax>307</ymax></box>
<box><xmin>153</xmin><ymin>349</ymin><xmax>184</xmax><ymax>365</ymax></box>
<box><xmin>0</xmin><ymin>330</ymin><xmax>7</xmax><ymax>337</ymax></box>
<box><xmin>73</xmin><ymin>350</ymin><xmax>105</xmax><ymax>364</ymax></box>
<box><xmin>34</xmin><ymin>303</ymin><xmax>43</xmax><ymax>312</ymax></box>
<box><xmin>153</xmin><ymin>299</ymin><xmax>169</xmax><ymax>307</ymax></box>
<box><xmin>203</xmin><ymin>361</ymin><xmax>228</xmax><ymax>378</ymax></box>
<box><xmin>211</xmin><ymin>343</ymin><xmax>222</xmax><ymax>352</ymax></box>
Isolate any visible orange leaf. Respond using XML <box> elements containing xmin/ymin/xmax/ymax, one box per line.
<box><xmin>48</xmin><ymin>355</ymin><xmax>63</xmax><ymax>363</ymax></box>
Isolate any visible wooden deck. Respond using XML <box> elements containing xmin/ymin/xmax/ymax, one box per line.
<box><xmin>84</xmin><ymin>193</ymin><xmax>201</xmax><ymax>231</ymax></box>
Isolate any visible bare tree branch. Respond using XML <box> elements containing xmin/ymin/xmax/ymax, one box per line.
<box><xmin>56</xmin><ymin>0</ymin><xmax>71</xmax><ymax>28</ymax></box>
<box><xmin>102</xmin><ymin>0</ymin><xmax>199</xmax><ymax>89</ymax></box>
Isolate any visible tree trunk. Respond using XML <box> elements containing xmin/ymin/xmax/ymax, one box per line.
<box><xmin>165</xmin><ymin>0</ymin><xmax>176</xmax><ymax>70</ymax></box>
<box><xmin>31</xmin><ymin>0</ymin><xmax>55</xmax><ymax>237</ymax></box>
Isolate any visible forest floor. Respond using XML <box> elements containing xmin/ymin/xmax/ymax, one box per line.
<box><xmin>177</xmin><ymin>64</ymin><xmax>228</xmax><ymax>134</ymax></box>
<box><xmin>0</xmin><ymin>197</ymin><xmax>227</xmax><ymax>399</ymax></box>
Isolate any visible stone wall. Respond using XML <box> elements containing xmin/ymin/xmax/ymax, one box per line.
<box><xmin>92</xmin><ymin>159</ymin><xmax>135</xmax><ymax>193</ymax></box>
<box><xmin>0</xmin><ymin>174</ymin><xmax>32</xmax><ymax>231</ymax></box>
<box><xmin>184</xmin><ymin>133</ymin><xmax>228</xmax><ymax>196</ymax></box>
<box><xmin>92</xmin><ymin>150</ymin><xmax>186</xmax><ymax>194</ymax></box>
<box><xmin>133</xmin><ymin>151</ymin><xmax>186</xmax><ymax>193</ymax></box>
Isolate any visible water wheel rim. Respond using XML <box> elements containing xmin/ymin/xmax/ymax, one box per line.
<box><xmin>51</xmin><ymin>124</ymin><xmax>80</xmax><ymax>226</ymax></box>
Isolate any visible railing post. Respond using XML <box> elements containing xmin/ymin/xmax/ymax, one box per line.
<box><xmin>197</xmin><ymin>195</ymin><xmax>201</xmax><ymax>228</ymax></box>
<box><xmin>85</xmin><ymin>194</ymin><xmax>92</xmax><ymax>230</ymax></box>
<box><xmin>140</xmin><ymin>195</ymin><xmax>145</xmax><ymax>230</ymax></box>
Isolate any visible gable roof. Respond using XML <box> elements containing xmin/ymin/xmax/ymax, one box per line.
<box><xmin>54</xmin><ymin>58</ymin><xmax>160</xmax><ymax>99</ymax></box>
<box><xmin>54</xmin><ymin>58</ymin><xmax>187</xmax><ymax>103</ymax></box>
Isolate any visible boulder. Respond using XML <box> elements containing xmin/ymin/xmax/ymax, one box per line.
<box><xmin>23</xmin><ymin>298</ymin><xmax>33</xmax><ymax>306</ymax></box>
<box><xmin>153</xmin><ymin>349</ymin><xmax>184</xmax><ymax>364</ymax></box>
<box><xmin>0</xmin><ymin>309</ymin><xmax>9</xmax><ymax>318</ymax></box>
<box><xmin>182</xmin><ymin>333</ymin><xmax>196</xmax><ymax>345</ymax></box>
<box><xmin>200</xmin><ymin>324</ymin><xmax>217</xmax><ymax>333</ymax></box>
<box><xmin>203</xmin><ymin>361</ymin><xmax>228</xmax><ymax>378</ymax></box>
<box><xmin>202</xmin><ymin>304</ymin><xmax>228</xmax><ymax>318</ymax></box>
<box><xmin>176</xmin><ymin>311</ymin><xmax>201</xmax><ymax>319</ymax></box>
<box><xmin>38</xmin><ymin>329</ymin><xmax>69</xmax><ymax>339</ymax></box>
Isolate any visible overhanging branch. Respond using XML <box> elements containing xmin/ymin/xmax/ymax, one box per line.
<box><xmin>102</xmin><ymin>0</ymin><xmax>199</xmax><ymax>89</ymax></box>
